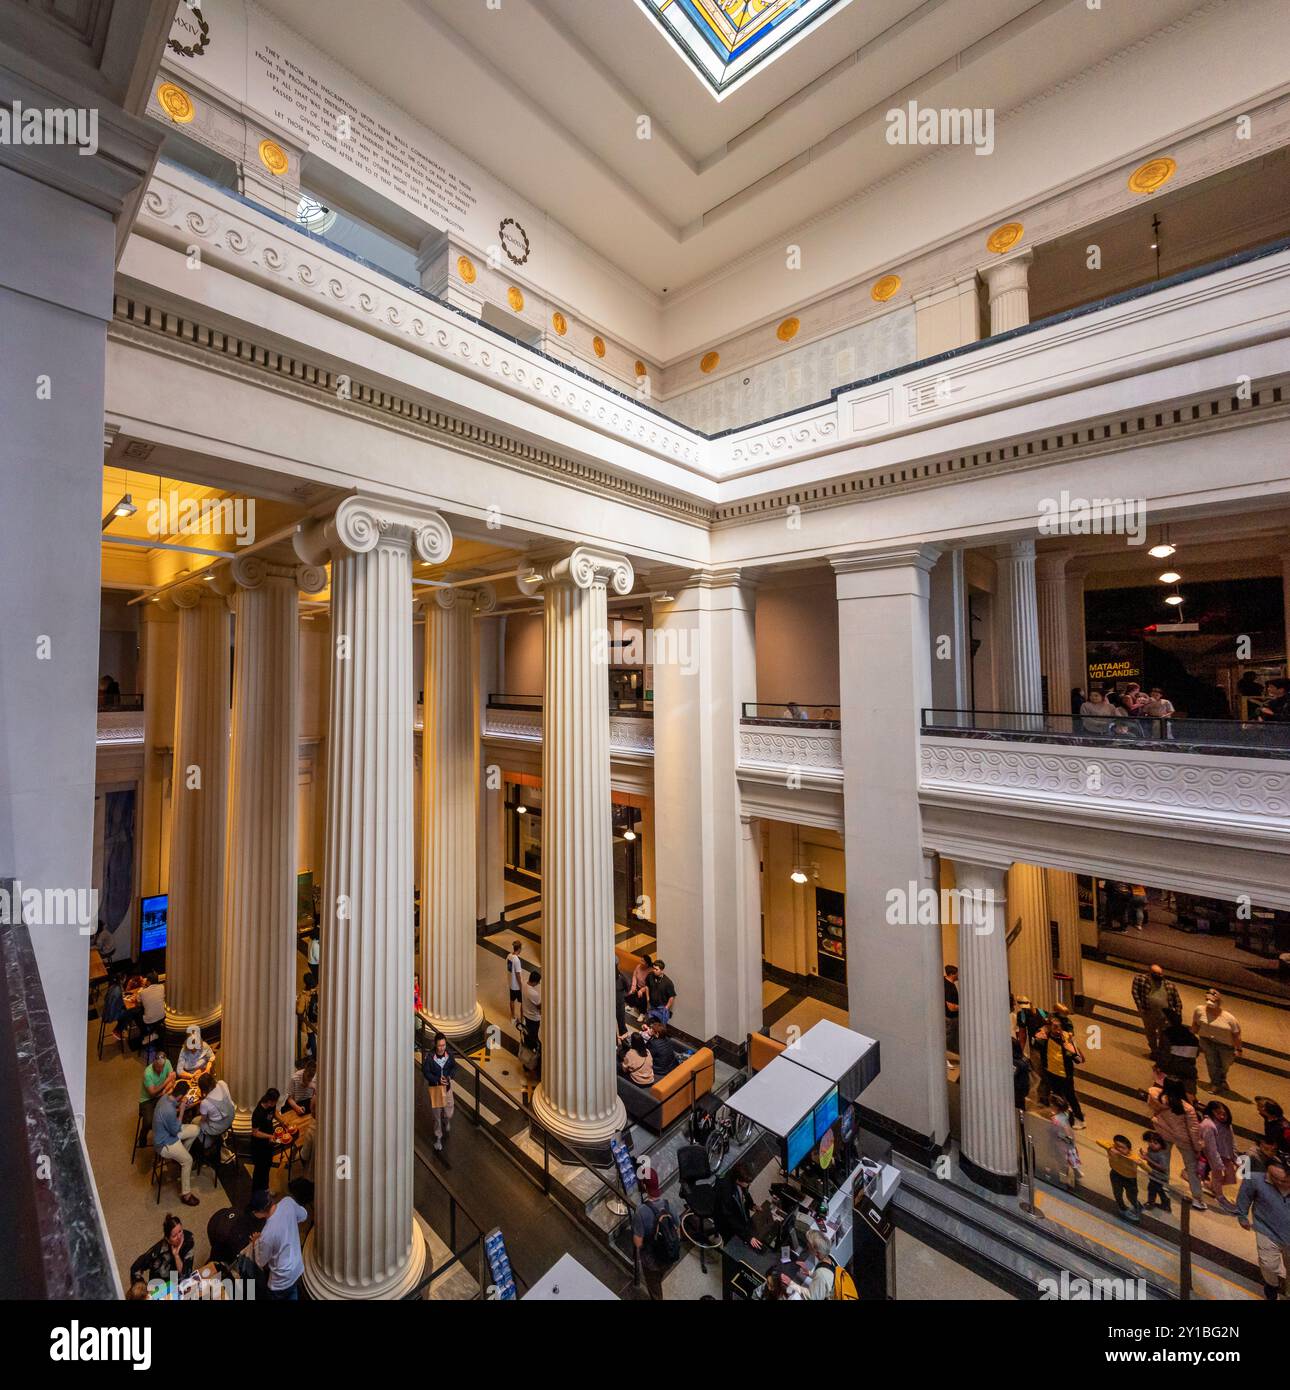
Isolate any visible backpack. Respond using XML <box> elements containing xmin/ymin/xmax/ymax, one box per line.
<box><xmin>827</xmin><ymin>1259</ymin><xmax>859</xmax><ymax>1300</ymax></box>
<box><xmin>647</xmin><ymin>1201</ymin><xmax>681</xmax><ymax>1266</ymax></box>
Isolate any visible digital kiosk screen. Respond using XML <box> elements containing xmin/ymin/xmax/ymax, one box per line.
<box><xmin>814</xmin><ymin>1086</ymin><xmax>839</xmax><ymax>1141</ymax></box>
<box><xmin>140</xmin><ymin>894</ymin><xmax>168</xmax><ymax>953</ymax></box>
<box><xmin>786</xmin><ymin>1113</ymin><xmax>814</xmax><ymax>1171</ymax></box>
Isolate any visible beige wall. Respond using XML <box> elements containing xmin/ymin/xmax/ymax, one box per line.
<box><xmin>503</xmin><ymin>611</ymin><xmax>544</xmax><ymax>696</ymax></box>
<box><xmin>760</xmin><ymin>820</ymin><xmax>844</xmax><ymax>979</ymax></box>
<box><xmin>755</xmin><ymin>573</ymin><xmax>840</xmax><ymax>709</ymax></box>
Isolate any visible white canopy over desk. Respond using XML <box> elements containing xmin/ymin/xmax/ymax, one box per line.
<box><xmin>780</xmin><ymin>1019</ymin><xmax>880</xmax><ymax>1102</ymax></box>
<box><xmin>725</xmin><ymin>1054</ymin><xmax>834</xmax><ymax>1137</ymax></box>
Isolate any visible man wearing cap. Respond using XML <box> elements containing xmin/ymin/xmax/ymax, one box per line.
<box><xmin>250</xmin><ymin>1187</ymin><xmax>310</xmax><ymax>1300</ymax></box>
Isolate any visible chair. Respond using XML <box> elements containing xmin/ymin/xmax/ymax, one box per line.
<box><xmin>677</xmin><ymin>1143</ymin><xmax>721</xmax><ymax>1272</ymax></box>
<box><xmin>150</xmin><ymin>1148</ymin><xmax>183</xmax><ymax>1204</ymax></box>
<box><xmin>96</xmin><ymin>1011</ymin><xmax>126</xmax><ymax>1060</ymax></box>
<box><xmin>131</xmin><ymin>1099</ymin><xmax>156</xmax><ymax>1166</ymax></box>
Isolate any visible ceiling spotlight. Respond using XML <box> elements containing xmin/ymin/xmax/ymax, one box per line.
<box><xmin>623</xmin><ymin>829</ymin><xmax>636</xmax><ymax>841</ymax></box>
<box><xmin>1148</xmin><ymin>543</ymin><xmax>1176</xmax><ymax>559</ymax></box>
<box><xmin>101</xmin><ymin>493</ymin><xmax>136</xmax><ymax>529</ymax></box>
<box><xmin>790</xmin><ymin>868</ymin><xmax>808</xmax><ymax>885</ymax></box>
<box><xmin>1158</xmin><ymin>570</ymin><xmax>1181</xmax><ymax>584</ymax></box>
<box><xmin>1164</xmin><ymin>594</ymin><xmax>1184</xmax><ymax>606</ymax></box>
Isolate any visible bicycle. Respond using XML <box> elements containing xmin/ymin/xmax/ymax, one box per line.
<box><xmin>703</xmin><ymin>1101</ymin><xmax>754</xmax><ymax>1172</ymax></box>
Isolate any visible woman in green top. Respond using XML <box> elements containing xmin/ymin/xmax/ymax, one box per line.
<box><xmin>141</xmin><ymin>1053</ymin><xmax>173</xmax><ymax>1104</ymax></box>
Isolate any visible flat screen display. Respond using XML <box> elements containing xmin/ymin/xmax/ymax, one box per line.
<box><xmin>140</xmin><ymin>894</ymin><xmax>168</xmax><ymax>953</ymax></box>
<box><xmin>786</xmin><ymin>1113</ymin><xmax>814</xmax><ymax>1171</ymax></box>
<box><xmin>814</xmin><ymin>1086</ymin><xmax>839</xmax><ymax>1142</ymax></box>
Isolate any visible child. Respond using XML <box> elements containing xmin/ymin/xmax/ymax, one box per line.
<box><xmin>1050</xmin><ymin>1094</ymin><xmax>1081</xmax><ymax>1190</ymax></box>
<box><xmin>1140</xmin><ymin>1130</ymin><xmax>1173</xmax><ymax>1212</ymax></box>
<box><xmin>1097</xmin><ymin>1134</ymin><xmax>1143</xmax><ymax>1222</ymax></box>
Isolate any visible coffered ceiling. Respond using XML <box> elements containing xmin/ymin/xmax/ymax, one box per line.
<box><xmin>261</xmin><ymin>0</ymin><xmax>1211</xmax><ymax>294</ymax></box>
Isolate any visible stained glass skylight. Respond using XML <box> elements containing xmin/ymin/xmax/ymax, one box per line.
<box><xmin>636</xmin><ymin>0</ymin><xmax>854</xmax><ymax>99</ymax></box>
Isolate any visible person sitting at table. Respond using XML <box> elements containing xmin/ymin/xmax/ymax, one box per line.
<box><xmin>619</xmin><ymin>1033</ymin><xmax>655</xmax><ymax>1086</ymax></box>
<box><xmin>175</xmin><ymin>1024</ymin><xmax>214</xmax><ymax>1081</ymax></box>
<box><xmin>194</xmin><ymin>1071</ymin><xmax>235</xmax><ymax>1171</ymax></box>
<box><xmin>283</xmin><ymin>1058</ymin><xmax>316</xmax><ymax>1118</ymax></box>
<box><xmin>129</xmin><ymin>1213</ymin><xmax>194</xmax><ymax>1287</ymax></box>
<box><xmin>153</xmin><ymin>1073</ymin><xmax>201</xmax><ymax>1207</ymax></box>
<box><xmin>92</xmin><ymin>923</ymin><xmax>117</xmax><ymax>965</ymax></box>
<box><xmin>714</xmin><ymin>1161</ymin><xmax>765</xmax><ymax>1250</ymax></box>
<box><xmin>250</xmin><ymin>1087</ymin><xmax>286</xmax><ymax>1193</ymax></box>
<box><xmin>102</xmin><ymin>976</ymin><xmax>127</xmax><ymax>1043</ymax></box>
<box><xmin>141</xmin><ymin>1048</ymin><xmax>174</xmax><ymax>1107</ymax></box>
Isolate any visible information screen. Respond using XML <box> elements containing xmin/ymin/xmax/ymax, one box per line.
<box><xmin>814</xmin><ymin>1086</ymin><xmax>839</xmax><ymax>1141</ymax></box>
<box><xmin>786</xmin><ymin>1113</ymin><xmax>814</xmax><ymax>1171</ymax></box>
<box><xmin>140</xmin><ymin>894</ymin><xmax>168</xmax><ymax>954</ymax></box>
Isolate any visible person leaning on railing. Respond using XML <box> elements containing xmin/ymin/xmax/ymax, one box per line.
<box><xmin>1257</xmin><ymin>678</ymin><xmax>1290</xmax><ymax>722</ymax></box>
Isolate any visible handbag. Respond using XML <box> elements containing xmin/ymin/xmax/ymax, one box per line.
<box><xmin>428</xmin><ymin>1084</ymin><xmax>448</xmax><ymax>1109</ymax></box>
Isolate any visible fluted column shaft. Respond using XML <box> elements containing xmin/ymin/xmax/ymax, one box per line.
<box><xmin>953</xmin><ymin>857</ymin><xmax>1017</xmax><ymax>1192</ymax></box>
<box><xmin>525</xmin><ymin>547</ymin><xmax>633</xmax><ymax>1146</ymax></box>
<box><xmin>1045</xmin><ymin>867</ymin><xmax>1084</xmax><ymax>1000</ymax></box>
<box><xmin>982</xmin><ymin>251</ymin><xmax>1032</xmax><ymax>334</ymax></box>
<box><xmin>166</xmin><ymin>587</ymin><xmax>230</xmax><ymax>1029</ymax></box>
<box><xmin>222</xmin><ymin>560</ymin><xmax>317</xmax><ymax>1130</ymax></box>
<box><xmin>1036</xmin><ymin>552</ymin><xmax>1073</xmax><ymax>716</ymax></box>
<box><xmin>295</xmin><ymin>496</ymin><xmax>451</xmax><ymax>1300</ymax></box>
<box><xmin>419</xmin><ymin>587</ymin><xmax>491</xmax><ymax>1037</ymax></box>
<box><xmin>1006</xmin><ymin>862</ymin><xmax>1053</xmax><ymax>1012</ymax></box>
<box><xmin>992</xmin><ymin>539</ymin><xmax>1043</xmax><ymax>716</ymax></box>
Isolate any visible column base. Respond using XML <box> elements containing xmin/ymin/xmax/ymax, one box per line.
<box><xmin>164</xmin><ymin>1004</ymin><xmax>222</xmax><ymax>1034</ymax></box>
<box><xmin>530</xmin><ymin>1085</ymin><xmax>626</xmax><ymax>1149</ymax></box>
<box><xmin>418</xmin><ymin>1002</ymin><xmax>485</xmax><ymax>1042</ymax></box>
<box><xmin>300</xmin><ymin>1220</ymin><xmax>427</xmax><ymax>1301</ymax></box>
<box><xmin>960</xmin><ymin>1152</ymin><xmax>1020</xmax><ymax>1196</ymax></box>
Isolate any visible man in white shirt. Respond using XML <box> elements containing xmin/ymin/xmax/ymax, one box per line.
<box><xmin>505</xmin><ymin>941</ymin><xmax>524</xmax><ymax>1022</ymax></box>
<box><xmin>1192</xmin><ymin>988</ymin><xmax>1242</xmax><ymax>1093</ymax></box>
<box><xmin>250</xmin><ymin>1189</ymin><xmax>309</xmax><ymax>1299</ymax></box>
<box><xmin>196</xmin><ymin>1073</ymin><xmax>236</xmax><ymax>1171</ymax></box>
<box><xmin>139</xmin><ymin>974</ymin><xmax>166</xmax><ymax>1026</ymax></box>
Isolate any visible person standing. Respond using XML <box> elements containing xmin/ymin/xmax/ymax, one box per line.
<box><xmin>1192</xmin><ymin>989</ymin><xmax>1242</xmax><ymax>1093</ymax></box>
<box><xmin>1079</xmin><ymin>688</ymin><xmax>1115</xmax><ymax>733</ymax></box>
<box><xmin>1159</xmin><ymin>1008</ymin><xmax>1200</xmax><ymax>1089</ymax></box>
<box><xmin>250</xmin><ymin>1188</ymin><xmax>310</xmax><ymax>1300</ymax></box>
<box><xmin>422</xmin><ymin>1031</ymin><xmax>456</xmax><ymax>1151</ymax></box>
<box><xmin>1131</xmin><ymin>964</ymin><xmax>1181</xmax><ymax>1060</ymax></box>
<box><xmin>520</xmin><ymin>967</ymin><xmax>542</xmax><ymax>1053</ymax></box>
<box><xmin>1256</xmin><ymin>677</ymin><xmax>1290</xmax><ymax>722</ymax></box>
<box><xmin>1236</xmin><ymin>1160</ymin><xmax>1290</xmax><ymax>1300</ymax></box>
<box><xmin>152</xmin><ymin>1074</ymin><xmax>201</xmax><ymax>1207</ymax></box>
<box><xmin>249</xmin><ymin>1087</ymin><xmax>285</xmax><ymax>1194</ymax></box>
<box><xmin>1096</xmin><ymin>1135</ymin><xmax>1143</xmax><ymax>1223</ymax></box>
<box><xmin>645</xmin><ymin>959</ymin><xmax>676</xmax><ymax>1024</ymax></box>
<box><xmin>631</xmin><ymin>1171</ymin><xmax>678</xmax><ymax>1300</ymax></box>
<box><xmin>1148</xmin><ymin>1077</ymin><xmax>1207</xmax><ymax>1211</ymax></box>
<box><xmin>506</xmin><ymin>941</ymin><xmax>524</xmax><ymax>1023</ymax></box>
<box><xmin>1140</xmin><ymin>1131</ymin><xmax>1173</xmax><ymax>1213</ymax></box>
<box><xmin>943</xmin><ymin>964</ymin><xmax>960</xmax><ymax>1056</ymax></box>
<box><xmin>1200</xmin><ymin>1100</ymin><xmax>1239</xmax><ymax>1211</ymax></box>
<box><xmin>1041</xmin><ymin>1014</ymin><xmax>1086</xmax><ymax>1128</ymax></box>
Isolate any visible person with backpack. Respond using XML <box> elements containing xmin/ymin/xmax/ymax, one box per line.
<box><xmin>804</xmin><ymin>1228</ymin><xmax>859</xmax><ymax>1300</ymax></box>
<box><xmin>631</xmin><ymin>1171</ymin><xmax>679</xmax><ymax>1299</ymax></box>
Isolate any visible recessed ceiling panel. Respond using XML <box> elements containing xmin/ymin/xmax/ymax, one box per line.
<box><xmin>635</xmin><ymin>0</ymin><xmax>854</xmax><ymax>99</ymax></box>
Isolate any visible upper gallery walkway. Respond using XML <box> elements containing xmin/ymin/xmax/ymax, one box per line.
<box><xmin>114</xmin><ymin>161</ymin><xmax>1290</xmax><ymax>538</ymax></box>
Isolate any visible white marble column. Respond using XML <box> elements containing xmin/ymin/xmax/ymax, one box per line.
<box><xmin>981</xmin><ymin>250</ymin><xmax>1033</xmax><ymax>334</ymax></box>
<box><xmin>834</xmin><ymin>546</ymin><xmax>949</xmax><ymax>1152</ymax></box>
<box><xmin>221</xmin><ymin>557</ymin><xmax>324</xmax><ymax>1130</ymax></box>
<box><xmin>737</xmin><ymin>813</ymin><xmax>765</xmax><ymax>1044</ymax></box>
<box><xmin>928</xmin><ymin>548</ymin><xmax>971</xmax><ymax>721</ymax></box>
<box><xmin>952</xmin><ymin>854</ymin><xmax>1018</xmax><ymax>1193</ymax></box>
<box><xmin>295</xmin><ymin>495</ymin><xmax>451</xmax><ymax>1300</ymax></box>
<box><xmin>476</xmin><ymin>615</ymin><xmax>507</xmax><ymax>929</ymax></box>
<box><xmin>653</xmin><ymin>570</ymin><xmax>758</xmax><ymax>1047</ymax></box>
<box><xmin>992</xmin><ymin>539</ymin><xmax>1044</xmax><ymax>717</ymax></box>
<box><xmin>420</xmin><ymin>584</ymin><xmax>495</xmax><ymax>1038</ymax></box>
<box><xmin>1036</xmin><ymin>551</ymin><xmax>1073</xmax><ymax>716</ymax></box>
<box><xmin>520</xmin><ymin>547</ymin><xmax>633</xmax><ymax>1147</ymax></box>
<box><xmin>166</xmin><ymin>582</ymin><xmax>231</xmax><ymax>1031</ymax></box>
<box><xmin>1045</xmin><ymin>867</ymin><xmax>1085</xmax><ymax>1001</ymax></box>
<box><xmin>1006</xmin><ymin>862</ymin><xmax>1053</xmax><ymax>1012</ymax></box>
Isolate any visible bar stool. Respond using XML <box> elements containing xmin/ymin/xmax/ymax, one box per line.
<box><xmin>96</xmin><ymin>1011</ymin><xmax>126</xmax><ymax>1060</ymax></box>
<box><xmin>131</xmin><ymin>1100</ymin><xmax>156</xmax><ymax>1166</ymax></box>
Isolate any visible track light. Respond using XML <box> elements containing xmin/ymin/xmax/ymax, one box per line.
<box><xmin>102</xmin><ymin>493</ymin><xmax>136</xmax><ymax>529</ymax></box>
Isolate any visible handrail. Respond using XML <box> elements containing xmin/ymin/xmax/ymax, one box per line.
<box><xmin>741</xmin><ymin>702</ymin><xmax>840</xmax><ymax>728</ymax></box>
<box><xmin>921</xmin><ymin>707</ymin><xmax>1290</xmax><ymax>756</ymax></box>
<box><xmin>487</xmin><ymin>693</ymin><xmax>654</xmax><ymax>717</ymax></box>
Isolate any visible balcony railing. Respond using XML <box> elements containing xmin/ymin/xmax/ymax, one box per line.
<box><xmin>921</xmin><ymin>708</ymin><xmax>1290</xmax><ymax>759</ymax></box>
<box><xmin>487</xmin><ymin>693</ymin><xmax>653</xmax><ymax>717</ymax></box>
<box><xmin>740</xmin><ymin>702</ymin><xmax>840</xmax><ymax>729</ymax></box>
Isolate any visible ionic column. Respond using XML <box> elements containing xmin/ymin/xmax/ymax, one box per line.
<box><xmin>165</xmin><ymin>582</ymin><xmax>230</xmax><ymax>1031</ymax></box>
<box><xmin>520</xmin><ymin>547</ymin><xmax>633</xmax><ymax>1146</ymax></box>
<box><xmin>419</xmin><ymin>583</ymin><xmax>495</xmax><ymax>1038</ymax></box>
<box><xmin>1036</xmin><ymin>551</ymin><xmax>1073</xmax><ymax>716</ymax></box>
<box><xmin>992</xmin><ymin>539</ymin><xmax>1044</xmax><ymax>717</ymax></box>
<box><xmin>295</xmin><ymin>495</ymin><xmax>452</xmax><ymax>1300</ymax></box>
<box><xmin>1006</xmin><ymin>862</ymin><xmax>1052</xmax><ymax>1013</ymax></box>
<box><xmin>952</xmin><ymin>854</ymin><xmax>1017</xmax><ymax>1193</ymax></box>
<box><xmin>221</xmin><ymin>557</ymin><xmax>325</xmax><ymax>1131</ymax></box>
<box><xmin>1045</xmin><ymin>867</ymin><xmax>1084</xmax><ymax>1002</ymax></box>
<box><xmin>981</xmin><ymin>250</ymin><xmax>1033</xmax><ymax>334</ymax></box>
<box><xmin>737</xmin><ymin>813</ymin><xmax>765</xmax><ymax>1045</ymax></box>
